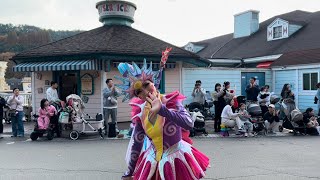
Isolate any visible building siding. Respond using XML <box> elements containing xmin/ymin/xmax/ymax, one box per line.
<box><xmin>80</xmin><ymin>71</ymin><xmax>102</xmax><ymax>117</ymax></box>
<box><xmin>274</xmin><ymin>70</ymin><xmax>296</xmax><ymax>96</ymax></box>
<box><xmin>182</xmin><ymin>68</ymin><xmax>241</xmax><ymax>105</ymax></box>
<box><xmin>33</xmin><ymin>72</ymin><xmax>53</xmax><ymax>114</ymax></box>
<box><xmin>274</xmin><ymin>68</ymin><xmax>320</xmax><ymax>112</ymax></box>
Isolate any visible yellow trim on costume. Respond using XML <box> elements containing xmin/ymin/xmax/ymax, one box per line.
<box><xmin>142</xmin><ymin>95</ymin><xmax>165</xmax><ymax>161</ymax></box>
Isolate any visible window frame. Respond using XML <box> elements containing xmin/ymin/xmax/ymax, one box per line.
<box><xmin>302</xmin><ymin>72</ymin><xmax>319</xmax><ymax>91</ymax></box>
<box><xmin>273</xmin><ymin>26</ymin><xmax>283</xmax><ymax>39</ymax></box>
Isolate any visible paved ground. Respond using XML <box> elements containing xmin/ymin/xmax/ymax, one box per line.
<box><xmin>0</xmin><ymin>133</ymin><xmax>320</xmax><ymax>180</ymax></box>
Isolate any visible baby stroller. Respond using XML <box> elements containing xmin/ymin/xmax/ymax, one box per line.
<box><xmin>247</xmin><ymin>103</ymin><xmax>267</xmax><ymax>135</ymax></box>
<box><xmin>203</xmin><ymin>91</ymin><xmax>214</xmax><ymax>120</ymax></box>
<box><xmin>62</xmin><ymin>94</ymin><xmax>105</xmax><ymax>140</ymax></box>
<box><xmin>30</xmin><ymin>114</ymin><xmax>55</xmax><ymax>141</ymax></box>
<box><xmin>236</xmin><ymin>96</ymin><xmax>266</xmax><ymax>135</ymax></box>
<box><xmin>280</xmin><ymin>100</ymin><xmax>306</xmax><ymax>135</ymax></box>
<box><xmin>187</xmin><ymin>102</ymin><xmax>208</xmax><ymax>137</ymax></box>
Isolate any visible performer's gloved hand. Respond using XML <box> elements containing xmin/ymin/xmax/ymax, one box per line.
<box><xmin>146</xmin><ymin>92</ymin><xmax>162</xmax><ymax>118</ymax></box>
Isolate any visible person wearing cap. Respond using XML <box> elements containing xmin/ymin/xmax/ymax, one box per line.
<box><xmin>263</xmin><ymin>104</ymin><xmax>280</xmax><ymax>134</ymax></box>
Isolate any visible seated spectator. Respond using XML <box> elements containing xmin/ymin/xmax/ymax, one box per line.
<box><xmin>221</xmin><ymin>98</ymin><xmax>241</xmax><ymax>131</ymax></box>
<box><xmin>237</xmin><ymin>103</ymin><xmax>254</xmax><ymax>137</ymax></box>
<box><xmin>37</xmin><ymin>99</ymin><xmax>57</xmax><ymax>130</ymax></box>
<box><xmin>263</xmin><ymin>104</ymin><xmax>280</xmax><ymax>134</ymax></box>
<box><xmin>302</xmin><ymin>108</ymin><xmax>320</xmax><ymax>135</ymax></box>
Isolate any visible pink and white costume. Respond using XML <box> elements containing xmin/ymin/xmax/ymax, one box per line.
<box><xmin>124</xmin><ymin>92</ymin><xmax>210</xmax><ymax>180</ymax></box>
<box><xmin>117</xmin><ymin>48</ymin><xmax>210</xmax><ymax>179</ymax></box>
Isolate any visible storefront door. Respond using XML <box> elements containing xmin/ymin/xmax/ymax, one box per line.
<box><xmin>54</xmin><ymin>71</ymin><xmax>80</xmax><ymax>101</ymax></box>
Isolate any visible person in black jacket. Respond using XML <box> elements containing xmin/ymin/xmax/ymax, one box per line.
<box><xmin>0</xmin><ymin>96</ymin><xmax>6</xmax><ymax>134</ymax></box>
<box><xmin>302</xmin><ymin>108</ymin><xmax>319</xmax><ymax>135</ymax></box>
<box><xmin>263</xmin><ymin>104</ymin><xmax>280</xmax><ymax>134</ymax></box>
<box><xmin>245</xmin><ymin>77</ymin><xmax>260</xmax><ymax>102</ymax></box>
<box><xmin>212</xmin><ymin>83</ymin><xmax>226</xmax><ymax>132</ymax></box>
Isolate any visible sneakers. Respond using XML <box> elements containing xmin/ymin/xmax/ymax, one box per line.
<box><xmin>244</xmin><ymin>133</ymin><xmax>248</xmax><ymax>137</ymax></box>
<box><xmin>248</xmin><ymin>133</ymin><xmax>255</xmax><ymax>137</ymax></box>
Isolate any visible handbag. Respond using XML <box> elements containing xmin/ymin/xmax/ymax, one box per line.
<box><xmin>314</xmin><ymin>96</ymin><xmax>318</xmax><ymax>104</ymax></box>
<box><xmin>110</xmin><ymin>96</ymin><xmax>117</xmax><ymax>105</ymax></box>
<box><xmin>8</xmin><ymin>103</ymin><xmax>18</xmax><ymax>117</ymax></box>
<box><xmin>59</xmin><ymin>111</ymin><xmax>69</xmax><ymax>123</ymax></box>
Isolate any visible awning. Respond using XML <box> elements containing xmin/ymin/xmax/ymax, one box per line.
<box><xmin>13</xmin><ymin>60</ymin><xmax>103</xmax><ymax>72</ymax></box>
<box><xmin>256</xmin><ymin>61</ymin><xmax>273</xmax><ymax>68</ymax></box>
<box><xmin>113</xmin><ymin>62</ymin><xmax>176</xmax><ymax>69</ymax></box>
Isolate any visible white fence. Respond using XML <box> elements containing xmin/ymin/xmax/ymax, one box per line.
<box><xmin>0</xmin><ymin>92</ymin><xmax>32</xmax><ymax>106</ymax></box>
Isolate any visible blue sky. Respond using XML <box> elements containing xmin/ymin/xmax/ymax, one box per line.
<box><xmin>0</xmin><ymin>0</ymin><xmax>319</xmax><ymax>46</ymax></box>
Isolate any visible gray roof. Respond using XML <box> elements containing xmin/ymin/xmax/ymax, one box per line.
<box><xmin>191</xmin><ymin>10</ymin><xmax>320</xmax><ymax>59</ymax></box>
<box><xmin>272</xmin><ymin>48</ymin><xmax>320</xmax><ymax>67</ymax></box>
<box><xmin>12</xmin><ymin>25</ymin><xmax>211</xmax><ymax>66</ymax></box>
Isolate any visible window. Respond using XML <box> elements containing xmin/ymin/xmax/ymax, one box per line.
<box><xmin>273</xmin><ymin>26</ymin><xmax>282</xmax><ymax>39</ymax></box>
<box><xmin>303</xmin><ymin>73</ymin><xmax>318</xmax><ymax>90</ymax></box>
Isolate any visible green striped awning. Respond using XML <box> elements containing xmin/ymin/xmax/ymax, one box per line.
<box><xmin>13</xmin><ymin>60</ymin><xmax>103</xmax><ymax>72</ymax></box>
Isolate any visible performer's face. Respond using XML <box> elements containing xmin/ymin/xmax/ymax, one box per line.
<box><xmin>136</xmin><ymin>80</ymin><xmax>157</xmax><ymax>101</ymax></box>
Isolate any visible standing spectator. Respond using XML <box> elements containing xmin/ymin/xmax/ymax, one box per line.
<box><xmin>0</xmin><ymin>96</ymin><xmax>6</xmax><ymax>134</ymax></box>
<box><xmin>212</xmin><ymin>83</ymin><xmax>226</xmax><ymax>132</ymax></box>
<box><xmin>280</xmin><ymin>83</ymin><xmax>295</xmax><ymax>101</ymax></box>
<box><xmin>245</xmin><ymin>77</ymin><xmax>260</xmax><ymax>103</ymax></box>
<box><xmin>315</xmin><ymin>83</ymin><xmax>320</xmax><ymax>116</ymax></box>
<box><xmin>191</xmin><ymin>80</ymin><xmax>206</xmax><ymax>105</ymax></box>
<box><xmin>263</xmin><ymin>104</ymin><xmax>280</xmax><ymax>134</ymax></box>
<box><xmin>257</xmin><ymin>86</ymin><xmax>271</xmax><ymax>115</ymax></box>
<box><xmin>223</xmin><ymin>81</ymin><xmax>237</xmax><ymax>111</ymax></box>
<box><xmin>46</xmin><ymin>81</ymin><xmax>62</xmax><ymax>104</ymax></box>
<box><xmin>222</xmin><ymin>81</ymin><xmax>235</xmax><ymax>102</ymax></box>
<box><xmin>264</xmin><ymin>85</ymin><xmax>270</xmax><ymax>92</ymax></box>
<box><xmin>103</xmin><ymin>79</ymin><xmax>120</xmax><ymax>135</ymax></box>
<box><xmin>7</xmin><ymin>88</ymin><xmax>24</xmax><ymax>137</ymax></box>
<box><xmin>280</xmin><ymin>83</ymin><xmax>295</xmax><ymax>119</ymax></box>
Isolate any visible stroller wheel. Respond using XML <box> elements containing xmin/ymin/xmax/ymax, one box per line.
<box><xmin>279</xmin><ymin>125</ymin><xmax>284</xmax><ymax>132</ymax></box>
<box><xmin>204</xmin><ymin>131</ymin><xmax>208</xmax><ymax>136</ymax></box>
<box><xmin>189</xmin><ymin>130</ymin><xmax>195</xmax><ymax>137</ymax></box>
<box><xmin>47</xmin><ymin>130</ymin><xmax>54</xmax><ymax>140</ymax></box>
<box><xmin>98</xmin><ymin>128</ymin><xmax>104</xmax><ymax>139</ymax></box>
<box><xmin>70</xmin><ymin>130</ymin><xmax>79</xmax><ymax>140</ymax></box>
<box><xmin>30</xmin><ymin>132</ymin><xmax>38</xmax><ymax>141</ymax></box>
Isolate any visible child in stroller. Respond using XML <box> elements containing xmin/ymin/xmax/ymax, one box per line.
<box><xmin>65</xmin><ymin>94</ymin><xmax>105</xmax><ymax>140</ymax></box>
<box><xmin>30</xmin><ymin>99</ymin><xmax>57</xmax><ymax>141</ymax></box>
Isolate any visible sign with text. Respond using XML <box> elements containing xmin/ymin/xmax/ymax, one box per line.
<box><xmin>81</xmin><ymin>74</ymin><xmax>94</xmax><ymax>95</ymax></box>
<box><xmin>97</xmin><ymin>1</ymin><xmax>136</xmax><ymax>20</ymax></box>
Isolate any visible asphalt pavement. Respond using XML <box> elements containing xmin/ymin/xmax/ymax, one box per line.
<box><xmin>0</xmin><ymin>134</ymin><xmax>320</xmax><ymax>180</ymax></box>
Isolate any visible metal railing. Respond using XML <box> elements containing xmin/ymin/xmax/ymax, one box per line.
<box><xmin>0</xmin><ymin>92</ymin><xmax>32</xmax><ymax>107</ymax></box>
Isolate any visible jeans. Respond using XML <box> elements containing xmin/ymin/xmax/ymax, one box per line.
<box><xmin>11</xmin><ymin>111</ymin><xmax>24</xmax><ymax>137</ymax></box>
<box><xmin>103</xmin><ymin>108</ymin><xmax>118</xmax><ymax>133</ymax></box>
<box><xmin>265</xmin><ymin>120</ymin><xmax>280</xmax><ymax>132</ymax></box>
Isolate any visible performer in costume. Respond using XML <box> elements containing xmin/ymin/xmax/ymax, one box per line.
<box><xmin>117</xmin><ymin>48</ymin><xmax>210</xmax><ymax>180</ymax></box>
